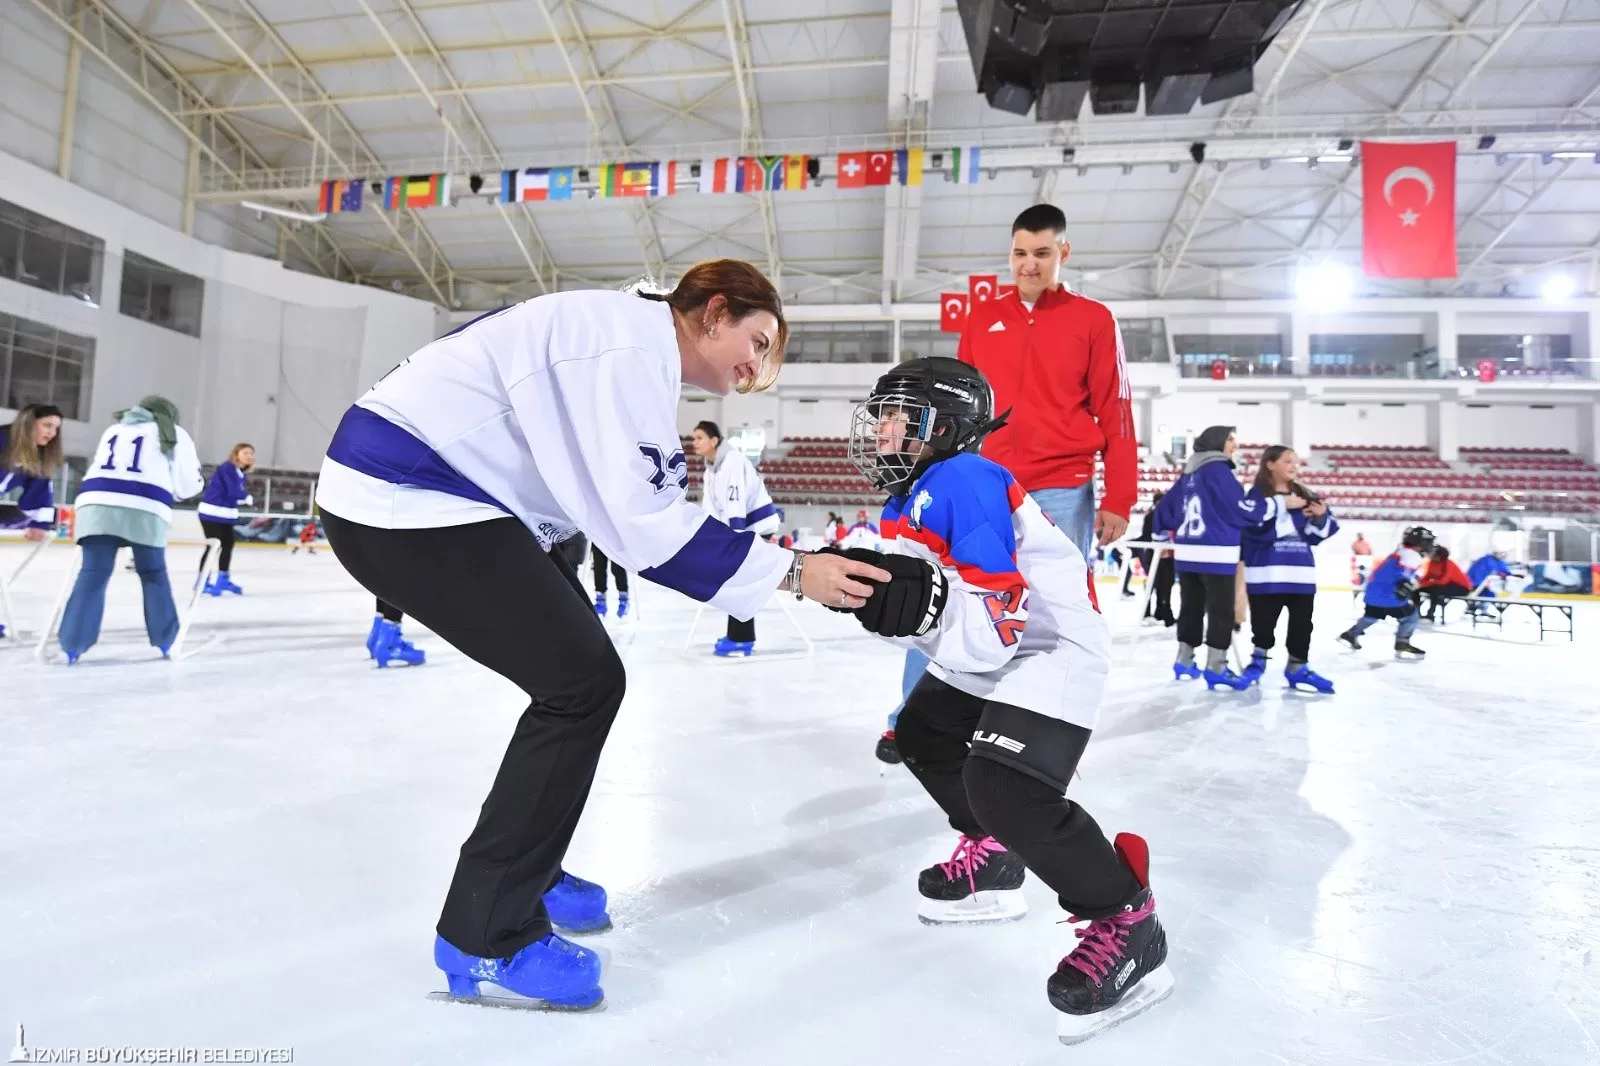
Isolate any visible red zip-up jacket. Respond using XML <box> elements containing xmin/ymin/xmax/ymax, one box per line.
<box><xmin>956</xmin><ymin>286</ymin><xmax>1137</xmax><ymax>518</ymax></box>
<box><xmin>1419</xmin><ymin>556</ymin><xmax>1470</xmax><ymax>589</ymax></box>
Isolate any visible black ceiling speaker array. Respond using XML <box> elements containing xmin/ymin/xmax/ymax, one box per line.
<box><xmin>956</xmin><ymin>0</ymin><xmax>1306</xmax><ymax>121</ymax></box>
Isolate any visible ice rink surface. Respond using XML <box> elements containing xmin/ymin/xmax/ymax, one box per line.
<box><xmin>2</xmin><ymin>539</ymin><xmax>1598</xmax><ymax>1065</ymax></box>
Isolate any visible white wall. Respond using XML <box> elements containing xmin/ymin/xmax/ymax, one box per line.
<box><xmin>1306</xmin><ymin>402</ymin><xmax>1430</xmax><ymax>448</ymax></box>
<box><xmin>1459</xmin><ymin>403</ymin><xmax>1580</xmax><ymax>452</ymax></box>
<box><xmin>0</xmin><ymin>149</ymin><xmax>438</xmax><ymax>470</ymax></box>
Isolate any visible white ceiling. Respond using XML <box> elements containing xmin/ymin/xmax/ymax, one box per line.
<box><xmin>68</xmin><ymin>0</ymin><xmax>1600</xmax><ymax>307</ymax></box>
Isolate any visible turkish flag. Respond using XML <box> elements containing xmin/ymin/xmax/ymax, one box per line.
<box><xmin>1477</xmin><ymin>358</ymin><xmax>1498</xmax><ymax>383</ymax></box>
<box><xmin>939</xmin><ymin>293</ymin><xmax>968</xmax><ymax>333</ymax></box>
<box><xmin>1210</xmin><ymin>359</ymin><xmax>1228</xmax><ymax>381</ymax></box>
<box><xmin>863</xmin><ymin>151</ymin><xmax>893</xmax><ymax>186</ymax></box>
<box><xmin>1362</xmin><ymin>141</ymin><xmax>1457</xmax><ymax>278</ymax></box>
<box><xmin>968</xmin><ymin>274</ymin><xmax>998</xmax><ymax>306</ymax></box>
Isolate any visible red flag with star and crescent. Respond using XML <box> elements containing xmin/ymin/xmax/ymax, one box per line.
<box><xmin>1361</xmin><ymin>141</ymin><xmax>1457</xmax><ymax>278</ymax></box>
<box><xmin>939</xmin><ymin>293</ymin><xmax>968</xmax><ymax>333</ymax></box>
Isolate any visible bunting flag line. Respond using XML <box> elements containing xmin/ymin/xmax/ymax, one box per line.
<box><xmin>383</xmin><ymin>173</ymin><xmax>451</xmax><ymax>210</ymax></box>
<box><xmin>501</xmin><ymin>167</ymin><xmax>574</xmax><ymax>202</ymax></box>
<box><xmin>837</xmin><ymin>150</ymin><xmax>894</xmax><ymax>188</ymax></box>
<box><xmin>783</xmin><ymin>154</ymin><xmax>809</xmax><ymax>190</ymax></box>
<box><xmin>948</xmin><ymin>146</ymin><xmax>982</xmax><ymax>184</ymax></box>
<box><xmin>896</xmin><ymin>148</ymin><xmax>924</xmax><ymax>186</ymax></box>
<box><xmin>318</xmin><ymin>179</ymin><xmax>364</xmax><ymax>214</ymax></box>
<box><xmin>599</xmin><ymin>161</ymin><xmax>664</xmax><ymax>198</ymax></box>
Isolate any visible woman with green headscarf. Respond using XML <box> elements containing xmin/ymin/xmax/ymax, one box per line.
<box><xmin>59</xmin><ymin>395</ymin><xmax>205</xmax><ymax>662</ymax></box>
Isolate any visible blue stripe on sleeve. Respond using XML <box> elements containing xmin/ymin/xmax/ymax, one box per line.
<box><xmin>743</xmin><ymin>501</ymin><xmax>778</xmax><ymax>526</ymax></box>
<box><xmin>641</xmin><ymin>517</ymin><xmax>755</xmax><ymax>602</ymax></box>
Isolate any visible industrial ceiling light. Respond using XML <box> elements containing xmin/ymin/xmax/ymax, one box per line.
<box><xmin>1296</xmin><ymin>260</ymin><xmax>1354</xmax><ymax>306</ymax></box>
<box><xmin>240</xmin><ymin>200</ymin><xmax>328</xmax><ymax>223</ymax></box>
<box><xmin>1541</xmin><ymin>275</ymin><xmax>1578</xmax><ymax>301</ymax></box>
<box><xmin>1189</xmin><ymin>141</ymin><xmax>1206</xmax><ymax>164</ymax></box>
<box><xmin>1338</xmin><ymin>138</ymin><xmax>1354</xmax><ymax>152</ymax></box>
<box><xmin>1478</xmin><ymin>134</ymin><xmax>1496</xmax><ymax>150</ymax></box>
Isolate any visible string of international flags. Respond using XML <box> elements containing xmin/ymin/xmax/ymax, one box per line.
<box><xmin>317</xmin><ymin>147</ymin><xmax>985</xmax><ymax>214</ymax></box>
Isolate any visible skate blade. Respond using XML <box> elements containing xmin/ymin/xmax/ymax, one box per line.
<box><xmin>553</xmin><ymin>918</ymin><xmax>613</xmax><ymax>936</ymax></box>
<box><xmin>427</xmin><ymin>989</ymin><xmax>606</xmax><ymax>1013</ymax></box>
<box><xmin>917</xmin><ymin>889</ymin><xmax>1028</xmax><ymax>926</ymax></box>
<box><xmin>1055</xmin><ymin>964</ymin><xmax>1174</xmax><ymax>1045</ymax></box>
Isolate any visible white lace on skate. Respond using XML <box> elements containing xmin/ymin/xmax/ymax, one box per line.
<box><xmin>938</xmin><ymin>834</ymin><xmax>1006</xmax><ymax>896</ymax></box>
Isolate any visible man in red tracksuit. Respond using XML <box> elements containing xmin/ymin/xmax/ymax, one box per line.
<box><xmin>958</xmin><ymin>203</ymin><xmax>1137</xmax><ymax>560</ymax></box>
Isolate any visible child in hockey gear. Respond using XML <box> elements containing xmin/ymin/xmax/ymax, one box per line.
<box><xmin>846</xmin><ymin>356</ymin><xmax>1170</xmax><ymax>1038</ymax></box>
<box><xmin>1154</xmin><ymin>427</ymin><xmax>1307</xmax><ymax>691</ymax></box>
<box><xmin>1339</xmin><ymin>527</ymin><xmax>1431</xmax><ymax>659</ymax></box>
<box><xmin>1240</xmin><ymin>446</ymin><xmax>1338</xmax><ymax>693</ymax></box>
<box><xmin>693</xmin><ymin>420</ymin><xmax>778</xmax><ymax>655</ymax></box>
<box><xmin>367</xmin><ymin>599</ymin><xmax>426</xmax><ymax>667</ymax></box>
<box><xmin>288</xmin><ymin>519</ymin><xmax>318</xmax><ymax>555</ymax></box>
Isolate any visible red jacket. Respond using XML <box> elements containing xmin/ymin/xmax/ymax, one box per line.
<box><xmin>957</xmin><ymin>286</ymin><xmax>1137</xmax><ymax>518</ymax></box>
<box><xmin>1419</xmin><ymin>557</ymin><xmax>1470</xmax><ymax>589</ymax></box>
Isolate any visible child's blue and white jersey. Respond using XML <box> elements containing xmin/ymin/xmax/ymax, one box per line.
<box><xmin>1239</xmin><ymin>491</ymin><xmax>1338</xmax><ymax>595</ymax></box>
<box><xmin>877</xmin><ymin>452</ymin><xmax>1109</xmax><ymax>732</ymax></box>
<box><xmin>1466</xmin><ymin>553</ymin><xmax>1512</xmax><ymax>592</ymax></box>
<box><xmin>314</xmin><ymin>289</ymin><xmax>791</xmax><ymax>621</ymax></box>
<box><xmin>1152</xmin><ymin>454</ymin><xmax>1283</xmax><ymax>574</ymax></box>
<box><xmin>0</xmin><ymin>428</ymin><xmax>56</xmax><ymax>529</ymax></box>
<box><xmin>197</xmin><ymin>462</ymin><xmax>253</xmax><ymax>524</ymax></box>
<box><xmin>1364</xmin><ymin>547</ymin><xmax>1423</xmax><ymax>608</ymax></box>
<box><xmin>701</xmin><ymin>444</ymin><xmax>779</xmax><ymax>536</ymax></box>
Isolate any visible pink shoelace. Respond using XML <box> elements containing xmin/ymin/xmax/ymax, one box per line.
<box><xmin>1060</xmin><ymin>893</ymin><xmax>1158</xmax><ymax>986</ymax></box>
<box><xmin>938</xmin><ymin>834</ymin><xmax>1006</xmax><ymax>896</ymax></box>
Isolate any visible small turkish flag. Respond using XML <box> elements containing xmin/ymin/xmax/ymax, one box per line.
<box><xmin>997</xmin><ymin>283</ymin><xmax>1016</xmax><ymax>301</ymax></box>
<box><xmin>863</xmin><ymin>151</ymin><xmax>893</xmax><ymax>186</ymax></box>
<box><xmin>939</xmin><ymin>293</ymin><xmax>968</xmax><ymax>333</ymax></box>
<box><xmin>968</xmin><ymin>274</ymin><xmax>998</xmax><ymax>306</ymax></box>
<box><xmin>1477</xmin><ymin>358</ymin><xmax>1497</xmax><ymax>383</ymax></box>
<box><xmin>1362</xmin><ymin>141</ymin><xmax>1457</xmax><ymax>278</ymax></box>
<box><xmin>1210</xmin><ymin>359</ymin><xmax>1228</xmax><ymax>381</ymax></box>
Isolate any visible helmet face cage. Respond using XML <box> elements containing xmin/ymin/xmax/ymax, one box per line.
<box><xmin>849</xmin><ymin>395</ymin><xmax>936</xmax><ymax>495</ymax></box>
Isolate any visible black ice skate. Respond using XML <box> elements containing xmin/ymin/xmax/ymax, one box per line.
<box><xmin>1048</xmin><ymin>832</ymin><xmax>1174</xmax><ymax>1045</ymax></box>
<box><xmin>875</xmin><ymin>729</ymin><xmax>903</xmax><ymax>765</ymax></box>
<box><xmin>1394</xmin><ymin>639</ymin><xmax>1425</xmax><ymax>660</ymax></box>
<box><xmin>916</xmin><ymin>834</ymin><xmax>1028</xmax><ymax>925</ymax></box>
<box><xmin>1338</xmin><ymin>629</ymin><xmax>1362</xmax><ymax>650</ymax></box>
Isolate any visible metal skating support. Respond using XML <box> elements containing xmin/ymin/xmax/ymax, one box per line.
<box><xmin>35</xmin><ymin>538</ymin><xmax>223</xmax><ymax>662</ymax></box>
<box><xmin>0</xmin><ymin>537</ymin><xmax>50</xmax><ymax>644</ymax></box>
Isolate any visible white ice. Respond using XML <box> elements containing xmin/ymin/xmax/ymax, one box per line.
<box><xmin>2</xmin><ymin>539</ymin><xmax>1598</xmax><ymax>1065</ymax></box>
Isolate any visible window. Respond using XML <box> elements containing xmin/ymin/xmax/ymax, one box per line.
<box><xmin>0</xmin><ymin>312</ymin><xmax>95</xmax><ymax>420</ymax></box>
<box><xmin>784</xmin><ymin>323</ymin><xmax>891</xmax><ymax>363</ymax></box>
<box><xmin>1458</xmin><ymin>334</ymin><xmax>1578</xmax><ymax>378</ymax></box>
<box><xmin>0</xmin><ymin>197</ymin><xmax>104</xmax><ymax>304</ymax></box>
<box><xmin>120</xmin><ymin>250</ymin><xmax>204</xmax><ymax>336</ymax></box>
<box><xmin>1118</xmin><ymin>318</ymin><xmax>1171</xmax><ymax>364</ymax></box>
<box><xmin>898</xmin><ymin>322</ymin><xmax>960</xmax><ymax>362</ymax></box>
<box><xmin>1173</xmin><ymin>334</ymin><xmax>1288</xmax><ymax>378</ymax></box>
<box><xmin>1309</xmin><ymin>334</ymin><xmax>1437</xmax><ymax>378</ymax></box>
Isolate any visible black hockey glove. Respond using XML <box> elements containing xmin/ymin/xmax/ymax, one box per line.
<box><xmin>853</xmin><ymin>552</ymin><xmax>948</xmax><ymax>639</ymax></box>
<box><xmin>1396</xmin><ymin>578</ymin><xmax>1420</xmax><ymax>599</ymax></box>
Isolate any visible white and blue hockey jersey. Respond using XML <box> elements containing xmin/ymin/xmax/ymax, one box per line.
<box><xmin>877</xmin><ymin>452</ymin><xmax>1110</xmax><ymax>731</ymax></box>
<box><xmin>314</xmin><ymin>289</ymin><xmax>791</xmax><ymax>621</ymax></box>
<box><xmin>701</xmin><ymin>444</ymin><xmax>779</xmax><ymax>536</ymax></box>
<box><xmin>1152</xmin><ymin>453</ymin><xmax>1285</xmax><ymax>574</ymax></box>
<box><xmin>0</xmin><ymin>428</ymin><xmax>56</xmax><ymax>530</ymax></box>
<box><xmin>1239</xmin><ymin>491</ymin><xmax>1338</xmax><ymax>595</ymax></box>
<box><xmin>76</xmin><ymin>421</ymin><xmax>205</xmax><ymax>521</ymax></box>
<box><xmin>1365</xmin><ymin>547</ymin><xmax>1423</xmax><ymax>609</ymax></box>
<box><xmin>197</xmin><ymin>462</ymin><xmax>253</xmax><ymax>524</ymax></box>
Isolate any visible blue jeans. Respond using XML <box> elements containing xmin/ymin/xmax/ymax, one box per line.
<box><xmin>1347</xmin><ymin>606</ymin><xmax>1418</xmax><ymax>642</ymax></box>
<box><xmin>888</xmin><ymin>482</ymin><xmax>1100</xmax><ymax>726</ymax></box>
<box><xmin>60</xmin><ymin>535</ymin><xmax>180</xmax><ymax>658</ymax></box>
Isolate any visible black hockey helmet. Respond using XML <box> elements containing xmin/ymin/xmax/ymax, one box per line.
<box><xmin>848</xmin><ymin>356</ymin><xmax>1009</xmax><ymax>496</ymax></box>
<box><xmin>1402</xmin><ymin>526</ymin><xmax>1436</xmax><ymax>553</ymax></box>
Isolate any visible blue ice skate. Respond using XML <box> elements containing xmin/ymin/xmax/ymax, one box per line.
<box><xmin>365</xmin><ymin>614</ymin><xmax>385</xmax><ymax>659</ymax></box>
<box><xmin>593</xmin><ymin>593</ymin><xmax>607</xmax><ymax>617</ymax></box>
<box><xmin>1239</xmin><ymin>650</ymin><xmax>1268</xmax><ymax>687</ymax></box>
<box><xmin>1172</xmin><ymin>662</ymin><xmax>1202</xmax><ymax>681</ymax></box>
<box><xmin>616</xmin><ymin>593</ymin><xmax>630</xmax><ymax>619</ymax></box>
<box><xmin>1203</xmin><ymin>667</ymin><xmax>1251</xmax><ymax>691</ymax></box>
<box><xmin>1285</xmin><ymin>664</ymin><xmax>1335</xmax><ymax>693</ymax></box>
<box><xmin>432</xmin><ymin>933</ymin><xmax>603</xmax><ymax>1011</ymax></box>
<box><xmin>206</xmin><ymin>571</ymin><xmax>243</xmax><ymax>596</ymax></box>
<box><xmin>373</xmin><ymin>619</ymin><xmax>425</xmax><ymax>667</ymax></box>
<box><xmin>714</xmin><ymin>637</ymin><xmax>754</xmax><ymax>658</ymax></box>
<box><xmin>544</xmin><ymin>872</ymin><xmax>612</xmax><ymax>934</ymax></box>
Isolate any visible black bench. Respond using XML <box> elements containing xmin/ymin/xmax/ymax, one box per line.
<box><xmin>1462</xmin><ymin>596</ymin><xmax>1574</xmax><ymax>641</ymax></box>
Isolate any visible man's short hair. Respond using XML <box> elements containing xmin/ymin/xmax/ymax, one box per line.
<box><xmin>1012</xmin><ymin>204</ymin><xmax>1067</xmax><ymax>239</ymax></box>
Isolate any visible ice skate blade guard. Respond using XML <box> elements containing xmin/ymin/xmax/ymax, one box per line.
<box><xmin>1054</xmin><ymin>964</ymin><xmax>1173</xmax><ymax>1044</ymax></box>
<box><xmin>917</xmin><ymin>889</ymin><xmax>1028</xmax><ymax>926</ymax></box>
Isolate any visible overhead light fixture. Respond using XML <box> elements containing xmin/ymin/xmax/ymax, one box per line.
<box><xmin>1061</xmin><ymin>147</ymin><xmax>1076</xmax><ymax>163</ymax></box>
<box><xmin>1478</xmin><ymin>134</ymin><xmax>1496</xmax><ymax>150</ymax></box>
<box><xmin>1316</xmin><ymin>154</ymin><xmax>1353</xmax><ymax>163</ymax></box>
<box><xmin>240</xmin><ymin>200</ymin><xmax>328</xmax><ymax>223</ymax></box>
<box><xmin>1551</xmin><ymin>151</ymin><xmax>1594</xmax><ymax>160</ymax></box>
<box><xmin>1082</xmin><ymin>270</ymin><xmax>1101</xmax><ymax>281</ymax></box>
<box><xmin>1296</xmin><ymin>260</ymin><xmax>1355</xmax><ymax>306</ymax></box>
<box><xmin>1189</xmin><ymin>141</ymin><xmax>1206</xmax><ymax>165</ymax></box>
<box><xmin>1337</xmin><ymin>138</ymin><xmax>1354</xmax><ymax>152</ymax></box>
<box><xmin>1540</xmin><ymin>275</ymin><xmax>1578</xmax><ymax>301</ymax></box>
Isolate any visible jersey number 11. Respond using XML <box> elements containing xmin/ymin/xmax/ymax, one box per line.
<box><xmin>100</xmin><ymin>434</ymin><xmax>147</xmax><ymax>474</ymax></box>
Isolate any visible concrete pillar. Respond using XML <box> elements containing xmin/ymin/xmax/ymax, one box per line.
<box><xmin>1288</xmin><ymin>397</ymin><xmax>1314</xmax><ymax>458</ymax></box>
<box><xmin>1432</xmin><ymin>398</ymin><xmax>1460</xmax><ymax>461</ymax></box>
<box><xmin>1289</xmin><ymin>311</ymin><xmax>1312</xmax><ymax>378</ymax></box>
<box><xmin>1433</xmin><ymin>307</ymin><xmax>1458</xmax><ymax>379</ymax></box>
<box><xmin>1577</xmin><ymin>399</ymin><xmax>1600</xmax><ymax>465</ymax></box>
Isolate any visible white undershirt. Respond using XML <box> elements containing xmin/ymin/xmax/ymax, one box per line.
<box><xmin>1021</xmin><ymin>299</ymin><xmax>1035</xmax><ymax>312</ymax></box>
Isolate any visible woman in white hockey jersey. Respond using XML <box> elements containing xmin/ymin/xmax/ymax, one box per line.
<box><xmin>314</xmin><ymin>260</ymin><xmax>890</xmax><ymax>1011</ymax></box>
<box><xmin>59</xmin><ymin>396</ymin><xmax>205</xmax><ymax>662</ymax></box>
<box><xmin>837</xmin><ymin>357</ymin><xmax>1171</xmax><ymax>1044</ymax></box>
<box><xmin>690</xmin><ymin>418</ymin><xmax>780</xmax><ymax>656</ymax></box>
